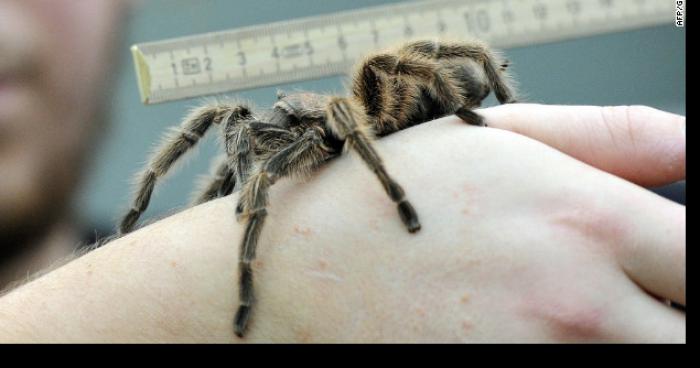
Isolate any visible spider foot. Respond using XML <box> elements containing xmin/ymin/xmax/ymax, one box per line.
<box><xmin>455</xmin><ymin>107</ymin><xmax>486</xmax><ymax>127</ymax></box>
<box><xmin>235</xmin><ymin>203</ymin><xmax>245</xmax><ymax>222</ymax></box>
<box><xmin>234</xmin><ymin>305</ymin><xmax>251</xmax><ymax>338</ymax></box>
<box><xmin>398</xmin><ymin>200</ymin><xmax>421</xmax><ymax>233</ymax></box>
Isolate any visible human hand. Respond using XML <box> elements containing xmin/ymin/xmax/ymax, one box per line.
<box><xmin>236</xmin><ymin>103</ymin><xmax>685</xmax><ymax>342</ymax></box>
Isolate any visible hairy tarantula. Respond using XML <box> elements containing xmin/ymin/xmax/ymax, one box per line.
<box><xmin>118</xmin><ymin>39</ymin><xmax>518</xmax><ymax>338</ymax></box>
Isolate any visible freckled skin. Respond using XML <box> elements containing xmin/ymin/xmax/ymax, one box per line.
<box><xmin>461</xmin><ymin>320</ymin><xmax>473</xmax><ymax>332</ymax></box>
<box><xmin>292</xmin><ymin>225</ymin><xmax>314</xmax><ymax>239</ymax></box>
<box><xmin>296</xmin><ymin>329</ymin><xmax>313</xmax><ymax>343</ymax></box>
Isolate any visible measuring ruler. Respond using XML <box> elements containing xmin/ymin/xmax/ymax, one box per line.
<box><xmin>131</xmin><ymin>0</ymin><xmax>670</xmax><ymax>104</ymax></box>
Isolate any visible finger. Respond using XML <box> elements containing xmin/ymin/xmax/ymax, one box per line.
<box><xmin>606</xmin><ymin>286</ymin><xmax>685</xmax><ymax>343</ymax></box>
<box><xmin>480</xmin><ymin>104</ymin><xmax>686</xmax><ymax>187</ymax></box>
<box><xmin>615</xmin><ymin>188</ymin><xmax>686</xmax><ymax>305</ymax></box>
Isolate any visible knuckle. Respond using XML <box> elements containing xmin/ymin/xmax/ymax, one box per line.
<box><xmin>599</xmin><ymin>105</ymin><xmax>655</xmax><ymax>142</ymax></box>
<box><xmin>520</xmin><ymin>293</ymin><xmax>609</xmax><ymax>341</ymax></box>
<box><xmin>600</xmin><ymin>105</ymin><xmax>685</xmax><ymax>182</ymax></box>
<box><xmin>546</xmin><ymin>193</ymin><xmax>630</xmax><ymax>257</ymax></box>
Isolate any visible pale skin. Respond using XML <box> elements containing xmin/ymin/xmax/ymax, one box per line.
<box><xmin>0</xmin><ymin>103</ymin><xmax>685</xmax><ymax>343</ymax></box>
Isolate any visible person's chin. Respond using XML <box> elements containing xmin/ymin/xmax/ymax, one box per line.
<box><xmin>0</xmin><ymin>161</ymin><xmax>43</xmax><ymax>223</ymax></box>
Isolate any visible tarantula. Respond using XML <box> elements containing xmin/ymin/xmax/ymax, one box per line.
<box><xmin>118</xmin><ymin>39</ymin><xmax>518</xmax><ymax>338</ymax></box>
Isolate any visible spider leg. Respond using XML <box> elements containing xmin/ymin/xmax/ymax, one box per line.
<box><xmin>224</xmin><ymin>117</ymin><xmax>254</xmax><ymax>194</ymax></box>
<box><xmin>398</xmin><ymin>54</ymin><xmax>489</xmax><ymax>126</ymax></box>
<box><xmin>193</xmin><ymin>120</ymin><xmax>296</xmax><ymax>207</ymax></box>
<box><xmin>404</xmin><ymin>57</ymin><xmax>488</xmax><ymax>126</ymax></box>
<box><xmin>246</xmin><ymin>122</ymin><xmax>297</xmax><ymax>154</ymax></box>
<box><xmin>233</xmin><ymin>127</ymin><xmax>329</xmax><ymax>337</ymax></box>
<box><xmin>118</xmin><ymin>105</ymin><xmax>250</xmax><ymax>235</ymax></box>
<box><xmin>225</xmin><ymin>119</ymin><xmax>297</xmax><ymax>195</ymax></box>
<box><xmin>393</xmin><ymin>54</ymin><xmax>468</xmax><ymax>113</ymax></box>
<box><xmin>327</xmin><ymin>97</ymin><xmax>421</xmax><ymax>233</ymax></box>
<box><xmin>352</xmin><ymin>55</ymin><xmax>401</xmax><ymax>132</ymax></box>
<box><xmin>191</xmin><ymin>156</ymin><xmax>236</xmax><ymax>205</ymax></box>
<box><xmin>432</xmin><ymin>41</ymin><xmax>518</xmax><ymax>104</ymax></box>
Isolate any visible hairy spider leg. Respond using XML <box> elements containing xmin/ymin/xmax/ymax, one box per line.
<box><xmin>193</xmin><ymin>120</ymin><xmax>297</xmax><ymax>207</ymax></box>
<box><xmin>118</xmin><ymin>105</ymin><xmax>251</xmax><ymax>235</ymax></box>
<box><xmin>352</xmin><ymin>56</ymin><xmax>400</xmax><ymax>133</ymax></box>
<box><xmin>396</xmin><ymin>54</ymin><xmax>488</xmax><ymax>126</ymax></box>
<box><xmin>429</xmin><ymin>41</ymin><xmax>518</xmax><ymax>104</ymax></box>
<box><xmin>395</xmin><ymin>54</ymin><xmax>466</xmax><ymax>112</ymax></box>
<box><xmin>191</xmin><ymin>157</ymin><xmax>236</xmax><ymax>205</ymax></box>
<box><xmin>327</xmin><ymin>97</ymin><xmax>421</xmax><ymax>233</ymax></box>
<box><xmin>233</xmin><ymin>127</ymin><xmax>330</xmax><ymax>337</ymax></box>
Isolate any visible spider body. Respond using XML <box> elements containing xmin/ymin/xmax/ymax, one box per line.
<box><xmin>117</xmin><ymin>39</ymin><xmax>518</xmax><ymax>338</ymax></box>
<box><xmin>268</xmin><ymin>93</ymin><xmax>344</xmax><ymax>152</ymax></box>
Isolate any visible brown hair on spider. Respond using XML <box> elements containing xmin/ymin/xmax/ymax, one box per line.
<box><xmin>117</xmin><ymin>38</ymin><xmax>518</xmax><ymax>338</ymax></box>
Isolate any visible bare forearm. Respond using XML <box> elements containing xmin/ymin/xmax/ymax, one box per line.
<box><xmin>0</xmin><ymin>199</ymin><xmax>243</xmax><ymax>343</ymax></box>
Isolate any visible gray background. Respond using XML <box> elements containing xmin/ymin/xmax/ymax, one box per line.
<box><xmin>75</xmin><ymin>0</ymin><xmax>686</xmax><ymax>235</ymax></box>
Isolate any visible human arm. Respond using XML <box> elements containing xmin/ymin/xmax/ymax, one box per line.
<box><xmin>0</xmin><ymin>104</ymin><xmax>685</xmax><ymax>342</ymax></box>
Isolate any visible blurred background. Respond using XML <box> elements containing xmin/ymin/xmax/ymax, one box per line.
<box><xmin>74</xmin><ymin>0</ymin><xmax>686</xmax><ymax>239</ymax></box>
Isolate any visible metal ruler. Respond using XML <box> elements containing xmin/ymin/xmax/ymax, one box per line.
<box><xmin>131</xmin><ymin>0</ymin><xmax>670</xmax><ymax>104</ymax></box>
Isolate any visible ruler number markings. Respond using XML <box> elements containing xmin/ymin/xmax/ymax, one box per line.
<box><xmin>134</xmin><ymin>0</ymin><xmax>669</xmax><ymax>104</ymax></box>
<box><xmin>463</xmin><ymin>8</ymin><xmax>491</xmax><ymax>35</ymax></box>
